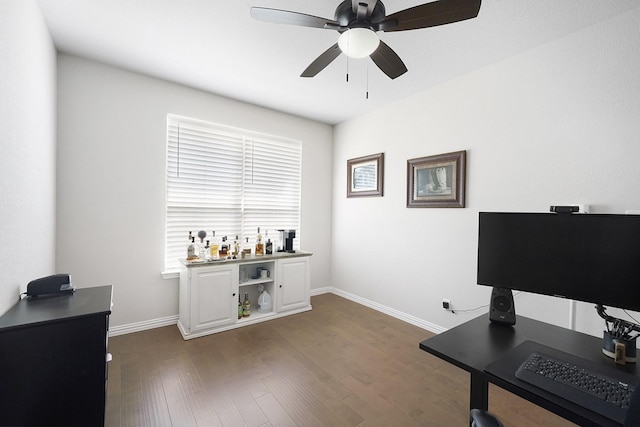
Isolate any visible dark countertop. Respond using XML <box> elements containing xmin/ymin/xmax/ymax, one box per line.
<box><xmin>0</xmin><ymin>285</ymin><xmax>113</xmax><ymax>331</ymax></box>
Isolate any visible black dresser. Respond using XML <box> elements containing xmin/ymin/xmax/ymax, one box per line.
<box><xmin>0</xmin><ymin>285</ymin><xmax>112</xmax><ymax>426</ymax></box>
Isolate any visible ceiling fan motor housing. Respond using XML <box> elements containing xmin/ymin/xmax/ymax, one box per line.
<box><xmin>334</xmin><ymin>1</ymin><xmax>386</xmax><ymax>31</ymax></box>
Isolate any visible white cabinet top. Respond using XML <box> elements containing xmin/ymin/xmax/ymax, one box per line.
<box><xmin>179</xmin><ymin>250</ymin><xmax>312</xmax><ymax>268</ymax></box>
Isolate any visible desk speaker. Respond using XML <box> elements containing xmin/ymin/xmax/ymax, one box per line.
<box><xmin>489</xmin><ymin>287</ymin><xmax>516</xmax><ymax>325</ymax></box>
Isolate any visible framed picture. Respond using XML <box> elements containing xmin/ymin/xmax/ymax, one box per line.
<box><xmin>407</xmin><ymin>150</ymin><xmax>466</xmax><ymax>208</ymax></box>
<box><xmin>347</xmin><ymin>153</ymin><xmax>384</xmax><ymax>198</ymax></box>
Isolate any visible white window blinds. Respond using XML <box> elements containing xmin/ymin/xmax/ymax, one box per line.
<box><xmin>165</xmin><ymin>115</ymin><xmax>301</xmax><ymax>272</ymax></box>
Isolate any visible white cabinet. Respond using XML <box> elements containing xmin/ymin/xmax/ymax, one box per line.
<box><xmin>178</xmin><ymin>252</ymin><xmax>311</xmax><ymax>340</ymax></box>
<box><xmin>178</xmin><ymin>263</ymin><xmax>238</xmax><ymax>336</ymax></box>
<box><xmin>277</xmin><ymin>257</ymin><xmax>310</xmax><ymax>312</ymax></box>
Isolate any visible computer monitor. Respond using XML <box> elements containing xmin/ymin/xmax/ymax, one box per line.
<box><xmin>477</xmin><ymin>212</ymin><xmax>640</xmax><ymax>313</ymax></box>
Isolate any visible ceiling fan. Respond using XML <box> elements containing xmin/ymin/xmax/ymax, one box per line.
<box><xmin>250</xmin><ymin>0</ymin><xmax>482</xmax><ymax>79</ymax></box>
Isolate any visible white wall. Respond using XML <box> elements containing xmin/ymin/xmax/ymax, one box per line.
<box><xmin>56</xmin><ymin>54</ymin><xmax>333</xmax><ymax>329</ymax></box>
<box><xmin>332</xmin><ymin>6</ymin><xmax>640</xmax><ymax>337</ymax></box>
<box><xmin>0</xmin><ymin>0</ymin><xmax>57</xmax><ymax>315</ymax></box>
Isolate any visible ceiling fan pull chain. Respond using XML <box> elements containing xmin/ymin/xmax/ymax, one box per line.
<box><xmin>366</xmin><ymin>65</ymin><xmax>370</xmax><ymax>99</ymax></box>
<box><xmin>346</xmin><ymin>56</ymin><xmax>349</xmax><ymax>82</ymax></box>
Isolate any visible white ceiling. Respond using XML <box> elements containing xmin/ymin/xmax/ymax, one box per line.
<box><xmin>37</xmin><ymin>0</ymin><xmax>638</xmax><ymax>125</ymax></box>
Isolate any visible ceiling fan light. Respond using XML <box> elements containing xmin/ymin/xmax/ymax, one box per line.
<box><xmin>338</xmin><ymin>28</ymin><xmax>380</xmax><ymax>58</ymax></box>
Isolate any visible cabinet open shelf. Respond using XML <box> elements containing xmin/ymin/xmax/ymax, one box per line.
<box><xmin>239</xmin><ymin>277</ymin><xmax>273</xmax><ymax>287</ymax></box>
<box><xmin>237</xmin><ymin>309</ymin><xmax>274</xmax><ymax>323</ymax></box>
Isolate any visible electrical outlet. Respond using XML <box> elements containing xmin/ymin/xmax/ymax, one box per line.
<box><xmin>442</xmin><ymin>299</ymin><xmax>451</xmax><ymax>310</ymax></box>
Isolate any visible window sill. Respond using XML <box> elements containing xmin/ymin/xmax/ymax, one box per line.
<box><xmin>162</xmin><ymin>271</ymin><xmax>179</xmax><ymax>280</ymax></box>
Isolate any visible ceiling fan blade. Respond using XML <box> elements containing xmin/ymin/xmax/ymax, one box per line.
<box><xmin>379</xmin><ymin>0</ymin><xmax>481</xmax><ymax>32</ymax></box>
<box><xmin>369</xmin><ymin>40</ymin><xmax>408</xmax><ymax>79</ymax></box>
<box><xmin>301</xmin><ymin>43</ymin><xmax>342</xmax><ymax>77</ymax></box>
<box><xmin>251</xmin><ymin>7</ymin><xmax>339</xmax><ymax>29</ymax></box>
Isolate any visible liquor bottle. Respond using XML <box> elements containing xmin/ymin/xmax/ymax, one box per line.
<box><xmin>232</xmin><ymin>235</ymin><xmax>240</xmax><ymax>258</ymax></box>
<box><xmin>242</xmin><ymin>237</ymin><xmax>251</xmax><ymax>257</ymax></box>
<box><xmin>187</xmin><ymin>235</ymin><xmax>197</xmax><ymax>260</ymax></box>
<box><xmin>265</xmin><ymin>230</ymin><xmax>273</xmax><ymax>255</ymax></box>
<box><xmin>194</xmin><ymin>237</ymin><xmax>202</xmax><ymax>260</ymax></box>
<box><xmin>198</xmin><ymin>231</ymin><xmax>207</xmax><ymax>260</ymax></box>
<box><xmin>242</xmin><ymin>292</ymin><xmax>251</xmax><ymax>317</ymax></box>
<box><xmin>255</xmin><ymin>227</ymin><xmax>264</xmax><ymax>256</ymax></box>
<box><xmin>205</xmin><ymin>240</ymin><xmax>210</xmax><ymax>261</ymax></box>
<box><xmin>238</xmin><ymin>295</ymin><xmax>243</xmax><ymax>319</ymax></box>
<box><xmin>186</xmin><ymin>231</ymin><xmax>193</xmax><ymax>258</ymax></box>
<box><xmin>210</xmin><ymin>231</ymin><xmax>219</xmax><ymax>259</ymax></box>
<box><xmin>219</xmin><ymin>236</ymin><xmax>229</xmax><ymax>259</ymax></box>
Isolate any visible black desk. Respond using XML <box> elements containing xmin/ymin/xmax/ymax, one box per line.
<box><xmin>419</xmin><ymin>314</ymin><xmax>639</xmax><ymax>426</ymax></box>
<box><xmin>0</xmin><ymin>286</ymin><xmax>112</xmax><ymax>426</ymax></box>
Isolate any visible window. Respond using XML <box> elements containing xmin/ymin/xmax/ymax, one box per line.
<box><xmin>165</xmin><ymin>114</ymin><xmax>301</xmax><ymax>272</ymax></box>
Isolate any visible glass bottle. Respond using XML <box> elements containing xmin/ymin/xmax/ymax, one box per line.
<box><xmin>255</xmin><ymin>227</ymin><xmax>264</xmax><ymax>256</ymax></box>
<box><xmin>232</xmin><ymin>235</ymin><xmax>240</xmax><ymax>258</ymax></box>
<box><xmin>242</xmin><ymin>237</ymin><xmax>251</xmax><ymax>257</ymax></box>
<box><xmin>219</xmin><ymin>236</ymin><xmax>229</xmax><ymax>259</ymax></box>
<box><xmin>186</xmin><ymin>231</ymin><xmax>193</xmax><ymax>258</ymax></box>
<box><xmin>210</xmin><ymin>231</ymin><xmax>219</xmax><ymax>259</ymax></box>
<box><xmin>187</xmin><ymin>235</ymin><xmax>197</xmax><ymax>260</ymax></box>
<box><xmin>198</xmin><ymin>234</ymin><xmax>207</xmax><ymax>260</ymax></box>
<box><xmin>242</xmin><ymin>292</ymin><xmax>251</xmax><ymax>317</ymax></box>
<box><xmin>265</xmin><ymin>230</ymin><xmax>273</xmax><ymax>255</ymax></box>
<box><xmin>195</xmin><ymin>237</ymin><xmax>202</xmax><ymax>260</ymax></box>
<box><xmin>238</xmin><ymin>294</ymin><xmax>243</xmax><ymax>319</ymax></box>
<box><xmin>205</xmin><ymin>240</ymin><xmax>210</xmax><ymax>261</ymax></box>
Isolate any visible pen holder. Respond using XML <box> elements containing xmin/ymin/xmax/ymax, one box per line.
<box><xmin>602</xmin><ymin>331</ymin><xmax>637</xmax><ymax>365</ymax></box>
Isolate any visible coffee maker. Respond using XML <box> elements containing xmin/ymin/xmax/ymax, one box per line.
<box><xmin>277</xmin><ymin>229</ymin><xmax>296</xmax><ymax>253</ymax></box>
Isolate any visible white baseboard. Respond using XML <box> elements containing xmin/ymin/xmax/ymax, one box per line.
<box><xmin>311</xmin><ymin>286</ymin><xmax>446</xmax><ymax>334</ymax></box>
<box><xmin>310</xmin><ymin>286</ymin><xmax>332</xmax><ymax>296</ymax></box>
<box><xmin>109</xmin><ymin>315</ymin><xmax>178</xmax><ymax>337</ymax></box>
<box><xmin>109</xmin><ymin>287</ymin><xmax>446</xmax><ymax>337</ymax></box>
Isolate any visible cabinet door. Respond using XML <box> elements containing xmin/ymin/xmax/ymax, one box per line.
<box><xmin>276</xmin><ymin>257</ymin><xmax>310</xmax><ymax>312</ymax></box>
<box><xmin>191</xmin><ymin>265</ymin><xmax>238</xmax><ymax>332</ymax></box>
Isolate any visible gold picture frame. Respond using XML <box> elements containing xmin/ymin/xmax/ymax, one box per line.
<box><xmin>407</xmin><ymin>150</ymin><xmax>466</xmax><ymax>208</ymax></box>
<box><xmin>347</xmin><ymin>153</ymin><xmax>384</xmax><ymax>198</ymax></box>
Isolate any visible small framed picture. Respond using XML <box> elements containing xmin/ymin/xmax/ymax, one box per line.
<box><xmin>407</xmin><ymin>150</ymin><xmax>466</xmax><ymax>208</ymax></box>
<box><xmin>347</xmin><ymin>153</ymin><xmax>384</xmax><ymax>198</ymax></box>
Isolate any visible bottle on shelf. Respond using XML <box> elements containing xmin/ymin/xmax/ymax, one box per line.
<box><xmin>197</xmin><ymin>230</ymin><xmax>207</xmax><ymax>260</ymax></box>
<box><xmin>242</xmin><ymin>292</ymin><xmax>251</xmax><ymax>317</ymax></box>
<box><xmin>195</xmin><ymin>237</ymin><xmax>203</xmax><ymax>260</ymax></box>
<box><xmin>257</xmin><ymin>285</ymin><xmax>272</xmax><ymax>313</ymax></box>
<box><xmin>238</xmin><ymin>295</ymin><xmax>243</xmax><ymax>319</ymax></box>
<box><xmin>219</xmin><ymin>236</ymin><xmax>229</xmax><ymax>259</ymax></box>
<box><xmin>205</xmin><ymin>240</ymin><xmax>210</xmax><ymax>261</ymax></box>
<box><xmin>232</xmin><ymin>235</ymin><xmax>240</xmax><ymax>258</ymax></box>
<box><xmin>210</xmin><ymin>231</ymin><xmax>219</xmax><ymax>259</ymax></box>
<box><xmin>265</xmin><ymin>230</ymin><xmax>273</xmax><ymax>255</ymax></box>
<box><xmin>186</xmin><ymin>234</ymin><xmax>198</xmax><ymax>260</ymax></box>
<box><xmin>242</xmin><ymin>237</ymin><xmax>251</xmax><ymax>258</ymax></box>
<box><xmin>255</xmin><ymin>227</ymin><xmax>264</xmax><ymax>256</ymax></box>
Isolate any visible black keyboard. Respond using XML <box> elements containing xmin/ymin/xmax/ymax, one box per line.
<box><xmin>516</xmin><ymin>351</ymin><xmax>636</xmax><ymax>424</ymax></box>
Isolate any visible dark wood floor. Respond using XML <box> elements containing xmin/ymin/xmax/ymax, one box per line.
<box><xmin>105</xmin><ymin>293</ymin><xmax>573</xmax><ymax>426</ymax></box>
